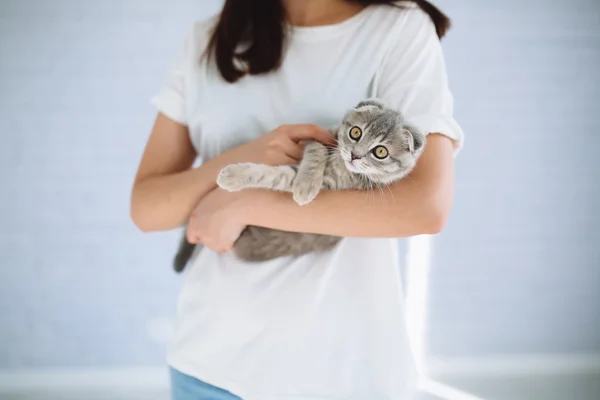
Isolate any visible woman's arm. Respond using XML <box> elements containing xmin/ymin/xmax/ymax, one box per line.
<box><xmin>187</xmin><ymin>10</ymin><xmax>464</xmax><ymax>249</ymax></box>
<box><xmin>130</xmin><ymin>114</ymin><xmax>335</xmax><ymax>232</ymax></box>
<box><xmin>130</xmin><ymin>113</ymin><xmax>234</xmax><ymax>232</ymax></box>
<box><xmin>188</xmin><ymin>134</ymin><xmax>455</xmax><ymax>251</ymax></box>
<box><xmin>242</xmin><ymin>134</ymin><xmax>455</xmax><ymax>237</ymax></box>
<box><xmin>234</xmin><ymin>7</ymin><xmax>465</xmax><ymax>239</ymax></box>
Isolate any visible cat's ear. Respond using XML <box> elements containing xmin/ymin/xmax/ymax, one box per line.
<box><xmin>404</xmin><ymin>127</ymin><xmax>425</xmax><ymax>154</ymax></box>
<box><xmin>355</xmin><ymin>98</ymin><xmax>386</xmax><ymax>111</ymax></box>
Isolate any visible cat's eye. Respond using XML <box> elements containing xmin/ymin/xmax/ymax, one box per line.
<box><xmin>372</xmin><ymin>146</ymin><xmax>389</xmax><ymax>159</ymax></box>
<box><xmin>349</xmin><ymin>126</ymin><xmax>362</xmax><ymax>141</ymax></box>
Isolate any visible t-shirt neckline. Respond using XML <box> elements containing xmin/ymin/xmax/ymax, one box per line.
<box><xmin>286</xmin><ymin>6</ymin><xmax>372</xmax><ymax>41</ymax></box>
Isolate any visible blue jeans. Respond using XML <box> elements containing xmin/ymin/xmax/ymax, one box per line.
<box><xmin>170</xmin><ymin>368</ymin><xmax>243</xmax><ymax>400</ymax></box>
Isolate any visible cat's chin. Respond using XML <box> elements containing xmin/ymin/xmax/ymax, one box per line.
<box><xmin>344</xmin><ymin>160</ymin><xmax>363</xmax><ymax>174</ymax></box>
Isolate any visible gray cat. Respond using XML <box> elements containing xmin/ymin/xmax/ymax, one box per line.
<box><xmin>173</xmin><ymin>98</ymin><xmax>425</xmax><ymax>272</ymax></box>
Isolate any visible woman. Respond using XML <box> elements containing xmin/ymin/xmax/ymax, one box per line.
<box><xmin>131</xmin><ymin>0</ymin><xmax>464</xmax><ymax>398</ymax></box>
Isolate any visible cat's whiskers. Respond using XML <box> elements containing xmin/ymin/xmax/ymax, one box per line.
<box><xmin>363</xmin><ymin>175</ymin><xmax>377</xmax><ymax>201</ymax></box>
<box><xmin>375</xmin><ymin>182</ymin><xmax>387</xmax><ymax>205</ymax></box>
<box><xmin>368</xmin><ymin>179</ymin><xmax>376</xmax><ymax>202</ymax></box>
<box><xmin>402</xmin><ymin>173</ymin><xmax>417</xmax><ymax>184</ymax></box>
<box><xmin>364</xmin><ymin>171</ymin><xmax>392</xmax><ymax>205</ymax></box>
<box><xmin>359</xmin><ymin>173</ymin><xmax>375</xmax><ymax>202</ymax></box>
<box><xmin>383</xmin><ymin>183</ymin><xmax>396</xmax><ymax>203</ymax></box>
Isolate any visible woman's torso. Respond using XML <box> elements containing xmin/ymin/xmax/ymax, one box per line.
<box><xmin>167</xmin><ymin>4</ymin><xmax>422</xmax><ymax>399</ymax></box>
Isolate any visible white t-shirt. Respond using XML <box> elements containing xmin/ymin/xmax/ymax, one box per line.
<box><xmin>152</xmin><ymin>3</ymin><xmax>464</xmax><ymax>399</ymax></box>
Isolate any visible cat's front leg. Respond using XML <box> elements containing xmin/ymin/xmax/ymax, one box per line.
<box><xmin>217</xmin><ymin>163</ymin><xmax>298</xmax><ymax>192</ymax></box>
<box><xmin>292</xmin><ymin>142</ymin><xmax>328</xmax><ymax>206</ymax></box>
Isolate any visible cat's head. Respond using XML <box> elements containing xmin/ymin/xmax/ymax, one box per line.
<box><xmin>334</xmin><ymin>99</ymin><xmax>425</xmax><ymax>184</ymax></box>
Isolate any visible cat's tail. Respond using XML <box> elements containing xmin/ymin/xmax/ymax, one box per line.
<box><xmin>173</xmin><ymin>234</ymin><xmax>196</xmax><ymax>273</ymax></box>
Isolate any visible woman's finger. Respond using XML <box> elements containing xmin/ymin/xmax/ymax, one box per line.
<box><xmin>280</xmin><ymin>138</ymin><xmax>304</xmax><ymax>161</ymax></box>
<box><xmin>276</xmin><ymin>154</ymin><xmax>300</xmax><ymax>166</ymax></box>
<box><xmin>285</xmin><ymin>124</ymin><xmax>336</xmax><ymax>145</ymax></box>
<box><xmin>186</xmin><ymin>213</ymin><xmax>203</xmax><ymax>244</ymax></box>
<box><xmin>186</xmin><ymin>230</ymin><xmax>201</xmax><ymax>244</ymax></box>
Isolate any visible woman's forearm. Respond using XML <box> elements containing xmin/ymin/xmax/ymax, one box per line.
<box><xmin>243</xmin><ymin>134</ymin><xmax>455</xmax><ymax>238</ymax></box>
<box><xmin>131</xmin><ymin>121</ymin><xmax>334</xmax><ymax>232</ymax></box>
<box><xmin>245</xmin><ymin>183</ymin><xmax>444</xmax><ymax>238</ymax></box>
<box><xmin>131</xmin><ymin>151</ymin><xmax>237</xmax><ymax>232</ymax></box>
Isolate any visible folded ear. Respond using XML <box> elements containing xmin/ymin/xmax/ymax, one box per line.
<box><xmin>355</xmin><ymin>98</ymin><xmax>386</xmax><ymax>110</ymax></box>
<box><xmin>404</xmin><ymin>127</ymin><xmax>425</xmax><ymax>154</ymax></box>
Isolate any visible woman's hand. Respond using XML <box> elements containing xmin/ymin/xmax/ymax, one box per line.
<box><xmin>186</xmin><ymin>188</ymin><xmax>252</xmax><ymax>253</ymax></box>
<box><xmin>224</xmin><ymin>124</ymin><xmax>336</xmax><ymax>166</ymax></box>
<box><xmin>184</xmin><ymin>124</ymin><xmax>335</xmax><ymax>251</ymax></box>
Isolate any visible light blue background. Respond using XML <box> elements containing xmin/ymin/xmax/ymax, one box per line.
<box><xmin>0</xmin><ymin>0</ymin><xmax>598</xmax><ymax>368</ymax></box>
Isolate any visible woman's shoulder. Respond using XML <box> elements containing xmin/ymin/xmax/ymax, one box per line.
<box><xmin>366</xmin><ymin>2</ymin><xmax>431</xmax><ymax>24</ymax></box>
<box><xmin>365</xmin><ymin>1</ymin><xmax>439</xmax><ymax>42</ymax></box>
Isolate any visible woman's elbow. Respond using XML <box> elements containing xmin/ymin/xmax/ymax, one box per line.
<box><xmin>420</xmin><ymin>195</ymin><xmax>452</xmax><ymax>235</ymax></box>
<box><xmin>130</xmin><ymin>203</ymin><xmax>153</xmax><ymax>233</ymax></box>
<box><xmin>422</xmin><ymin>214</ymin><xmax>447</xmax><ymax>235</ymax></box>
<box><xmin>130</xmin><ymin>197</ymin><xmax>185</xmax><ymax>233</ymax></box>
<box><xmin>130</xmin><ymin>189</ymin><xmax>160</xmax><ymax>233</ymax></box>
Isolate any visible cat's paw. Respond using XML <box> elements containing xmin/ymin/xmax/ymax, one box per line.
<box><xmin>292</xmin><ymin>180</ymin><xmax>320</xmax><ymax>206</ymax></box>
<box><xmin>217</xmin><ymin>164</ymin><xmax>250</xmax><ymax>192</ymax></box>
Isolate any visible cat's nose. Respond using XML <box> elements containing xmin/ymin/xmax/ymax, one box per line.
<box><xmin>350</xmin><ymin>152</ymin><xmax>360</xmax><ymax>161</ymax></box>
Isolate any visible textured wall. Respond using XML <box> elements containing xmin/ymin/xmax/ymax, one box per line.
<box><xmin>0</xmin><ymin>0</ymin><xmax>598</xmax><ymax>369</ymax></box>
<box><xmin>0</xmin><ymin>0</ymin><xmax>223</xmax><ymax>368</ymax></box>
<box><xmin>428</xmin><ymin>0</ymin><xmax>600</xmax><ymax>358</ymax></box>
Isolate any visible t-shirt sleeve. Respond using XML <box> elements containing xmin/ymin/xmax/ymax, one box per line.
<box><xmin>376</xmin><ymin>8</ymin><xmax>464</xmax><ymax>152</ymax></box>
<box><xmin>150</xmin><ymin>29</ymin><xmax>194</xmax><ymax>126</ymax></box>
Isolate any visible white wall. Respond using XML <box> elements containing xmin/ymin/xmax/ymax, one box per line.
<box><xmin>428</xmin><ymin>0</ymin><xmax>600</xmax><ymax>359</ymax></box>
<box><xmin>0</xmin><ymin>0</ymin><xmax>223</xmax><ymax>368</ymax></box>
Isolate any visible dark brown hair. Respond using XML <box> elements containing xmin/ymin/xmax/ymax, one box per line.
<box><xmin>207</xmin><ymin>0</ymin><xmax>450</xmax><ymax>83</ymax></box>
